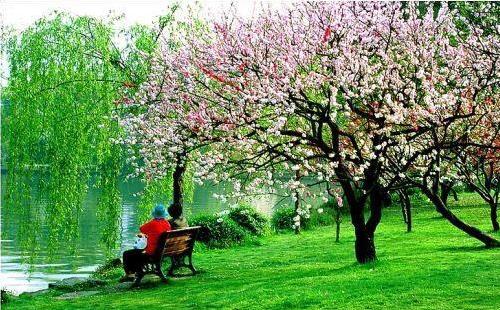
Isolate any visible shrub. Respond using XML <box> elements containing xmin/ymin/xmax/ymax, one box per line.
<box><xmin>1</xmin><ymin>289</ymin><xmax>15</xmax><ymax>304</ymax></box>
<box><xmin>190</xmin><ymin>214</ymin><xmax>248</xmax><ymax>248</ymax></box>
<box><xmin>271</xmin><ymin>206</ymin><xmax>311</xmax><ymax>231</ymax></box>
<box><xmin>309</xmin><ymin>202</ymin><xmax>336</xmax><ymax>227</ymax></box>
<box><xmin>228</xmin><ymin>204</ymin><xmax>269</xmax><ymax>236</ymax></box>
<box><xmin>310</xmin><ymin>200</ymin><xmax>349</xmax><ymax>227</ymax></box>
<box><xmin>272</xmin><ymin>201</ymin><xmax>349</xmax><ymax>232</ymax></box>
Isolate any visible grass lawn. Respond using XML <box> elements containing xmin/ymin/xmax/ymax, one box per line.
<box><xmin>5</xmin><ymin>193</ymin><xmax>500</xmax><ymax>309</ymax></box>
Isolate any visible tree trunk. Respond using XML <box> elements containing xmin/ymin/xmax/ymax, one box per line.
<box><xmin>350</xmin><ymin>201</ymin><xmax>376</xmax><ymax>263</ymax></box>
<box><xmin>404</xmin><ymin>193</ymin><xmax>412</xmax><ymax>233</ymax></box>
<box><xmin>490</xmin><ymin>201</ymin><xmax>499</xmax><ymax>232</ymax></box>
<box><xmin>353</xmin><ymin>224</ymin><xmax>376</xmax><ymax>263</ymax></box>
<box><xmin>169</xmin><ymin>154</ymin><xmax>186</xmax><ymax>221</ymax></box>
<box><xmin>440</xmin><ymin>184</ymin><xmax>451</xmax><ymax>206</ymax></box>
<box><xmin>294</xmin><ymin>170</ymin><xmax>301</xmax><ymax>234</ymax></box>
<box><xmin>335</xmin><ymin>206</ymin><xmax>341</xmax><ymax>243</ymax></box>
<box><xmin>294</xmin><ymin>192</ymin><xmax>301</xmax><ymax>234</ymax></box>
<box><xmin>337</xmin><ymin>166</ymin><xmax>377</xmax><ymax>263</ymax></box>
<box><xmin>463</xmin><ymin>175</ymin><xmax>498</xmax><ymax>232</ymax></box>
<box><xmin>440</xmin><ymin>180</ymin><xmax>457</xmax><ymax>207</ymax></box>
<box><xmin>399</xmin><ymin>189</ymin><xmax>412</xmax><ymax>233</ymax></box>
<box><xmin>365</xmin><ymin>185</ymin><xmax>383</xmax><ymax>237</ymax></box>
<box><xmin>422</xmin><ymin>187</ymin><xmax>500</xmax><ymax>247</ymax></box>
<box><xmin>335</xmin><ymin>221</ymin><xmax>341</xmax><ymax>242</ymax></box>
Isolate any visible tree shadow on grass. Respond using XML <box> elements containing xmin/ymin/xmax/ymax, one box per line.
<box><xmin>440</xmin><ymin>245</ymin><xmax>495</xmax><ymax>253</ymax></box>
<box><xmin>104</xmin><ymin>276</ymin><xmax>170</xmax><ymax>292</ymax></box>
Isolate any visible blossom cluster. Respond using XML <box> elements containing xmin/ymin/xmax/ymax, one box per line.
<box><xmin>121</xmin><ymin>2</ymin><xmax>498</xmax><ymax>205</ymax></box>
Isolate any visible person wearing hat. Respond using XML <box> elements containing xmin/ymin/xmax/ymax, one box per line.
<box><xmin>120</xmin><ymin>204</ymin><xmax>172</xmax><ymax>282</ymax></box>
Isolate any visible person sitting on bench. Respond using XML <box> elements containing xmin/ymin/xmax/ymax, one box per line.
<box><xmin>120</xmin><ymin>204</ymin><xmax>172</xmax><ymax>282</ymax></box>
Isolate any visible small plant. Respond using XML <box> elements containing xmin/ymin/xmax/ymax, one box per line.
<box><xmin>1</xmin><ymin>289</ymin><xmax>15</xmax><ymax>304</ymax></box>
<box><xmin>190</xmin><ymin>214</ymin><xmax>248</xmax><ymax>248</ymax></box>
<box><xmin>228</xmin><ymin>204</ymin><xmax>269</xmax><ymax>236</ymax></box>
<box><xmin>272</xmin><ymin>206</ymin><xmax>311</xmax><ymax>231</ymax></box>
<box><xmin>309</xmin><ymin>202</ymin><xmax>336</xmax><ymax>227</ymax></box>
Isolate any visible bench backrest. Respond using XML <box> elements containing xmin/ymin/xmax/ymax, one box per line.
<box><xmin>154</xmin><ymin>226</ymin><xmax>200</xmax><ymax>261</ymax></box>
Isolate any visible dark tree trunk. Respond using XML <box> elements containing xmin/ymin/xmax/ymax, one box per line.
<box><xmin>430</xmin><ymin>151</ymin><xmax>444</xmax><ymax>216</ymax></box>
<box><xmin>353</xmin><ymin>223</ymin><xmax>376</xmax><ymax>263</ymax></box>
<box><xmin>355</xmin><ymin>185</ymin><xmax>384</xmax><ymax>263</ymax></box>
<box><xmin>440</xmin><ymin>181</ymin><xmax>457</xmax><ymax>207</ymax></box>
<box><xmin>169</xmin><ymin>153</ymin><xmax>186</xmax><ymax>221</ymax></box>
<box><xmin>399</xmin><ymin>189</ymin><xmax>412</xmax><ymax>232</ymax></box>
<box><xmin>349</xmin><ymin>201</ymin><xmax>376</xmax><ymax>263</ymax></box>
<box><xmin>462</xmin><ymin>170</ymin><xmax>498</xmax><ymax>232</ymax></box>
<box><xmin>335</xmin><ymin>220</ymin><xmax>341</xmax><ymax>243</ymax></box>
<box><xmin>172</xmin><ymin>163</ymin><xmax>185</xmax><ymax>207</ymax></box>
<box><xmin>422</xmin><ymin>187</ymin><xmax>500</xmax><ymax>247</ymax></box>
<box><xmin>294</xmin><ymin>170</ymin><xmax>301</xmax><ymax>234</ymax></box>
<box><xmin>440</xmin><ymin>184</ymin><xmax>451</xmax><ymax>206</ymax></box>
<box><xmin>294</xmin><ymin>192</ymin><xmax>301</xmax><ymax>234</ymax></box>
<box><xmin>337</xmin><ymin>165</ymin><xmax>377</xmax><ymax>263</ymax></box>
<box><xmin>335</xmin><ymin>205</ymin><xmax>341</xmax><ymax>243</ymax></box>
<box><xmin>404</xmin><ymin>192</ymin><xmax>412</xmax><ymax>233</ymax></box>
<box><xmin>490</xmin><ymin>201</ymin><xmax>499</xmax><ymax>232</ymax></box>
<box><xmin>365</xmin><ymin>185</ymin><xmax>383</xmax><ymax>238</ymax></box>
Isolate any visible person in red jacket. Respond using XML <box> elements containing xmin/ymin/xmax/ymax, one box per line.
<box><xmin>120</xmin><ymin>204</ymin><xmax>171</xmax><ymax>282</ymax></box>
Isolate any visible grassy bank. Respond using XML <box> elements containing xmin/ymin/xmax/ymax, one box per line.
<box><xmin>5</xmin><ymin>194</ymin><xmax>500</xmax><ymax>309</ymax></box>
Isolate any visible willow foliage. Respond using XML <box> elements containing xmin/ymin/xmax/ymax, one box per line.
<box><xmin>2</xmin><ymin>13</ymin><xmax>125</xmax><ymax>257</ymax></box>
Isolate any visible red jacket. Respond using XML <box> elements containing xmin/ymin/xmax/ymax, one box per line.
<box><xmin>140</xmin><ymin>219</ymin><xmax>171</xmax><ymax>255</ymax></box>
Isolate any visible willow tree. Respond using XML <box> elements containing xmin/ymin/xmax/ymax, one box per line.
<box><xmin>2</xmin><ymin>13</ymin><xmax>125</xmax><ymax>256</ymax></box>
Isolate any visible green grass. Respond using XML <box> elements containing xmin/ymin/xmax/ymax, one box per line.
<box><xmin>5</xmin><ymin>193</ymin><xmax>500</xmax><ymax>309</ymax></box>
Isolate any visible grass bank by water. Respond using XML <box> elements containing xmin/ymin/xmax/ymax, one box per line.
<box><xmin>5</xmin><ymin>193</ymin><xmax>500</xmax><ymax>309</ymax></box>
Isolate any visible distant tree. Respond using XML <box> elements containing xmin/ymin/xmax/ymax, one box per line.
<box><xmin>397</xmin><ymin>189</ymin><xmax>412</xmax><ymax>233</ymax></box>
<box><xmin>453</xmin><ymin>113</ymin><xmax>500</xmax><ymax>231</ymax></box>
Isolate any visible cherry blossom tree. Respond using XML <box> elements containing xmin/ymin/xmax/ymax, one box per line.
<box><xmin>124</xmin><ymin>2</ymin><xmax>499</xmax><ymax>262</ymax></box>
<box><xmin>120</xmin><ymin>12</ymin><xmax>222</xmax><ymax>225</ymax></box>
<box><xmin>452</xmin><ymin>112</ymin><xmax>500</xmax><ymax>231</ymax></box>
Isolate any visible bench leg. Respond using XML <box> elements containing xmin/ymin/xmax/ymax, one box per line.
<box><xmin>167</xmin><ymin>257</ymin><xmax>176</xmax><ymax>277</ymax></box>
<box><xmin>188</xmin><ymin>254</ymin><xmax>196</xmax><ymax>275</ymax></box>
<box><xmin>132</xmin><ymin>271</ymin><xmax>144</xmax><ymax>288</ymax></box>
<box><xmin>156</xmin><ymin>263</ymin><xmax>168</xmax><ymax>283</ymax></box>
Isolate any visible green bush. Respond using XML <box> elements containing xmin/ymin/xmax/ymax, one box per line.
<box><xmin>309</xmin><ymin>202</ymin><xmax>336</xmax><ymax>227</ymax></box>
<box><xmin>1</xmin><ymin>289</ymin><xmax>15</xmax><ymax>304</ymax></box>
<box><xmin>190</xmin><ymin>214</ymin><xmax>248</xmax><ymax>248</ymax></box>
<box><xmin>271</xmin><ymin>201</ymin><xmax>349</xmax><ymax>232</ymax></box>
<box><xmin>453</xmin><ymin>182</ymin><xmax>469</xmax><ymax>194</ymax></box>
<box><xmin>271</xmin><ymin>206</ymin><xmax>310</xmax><ymax>231</ymax></box>
<box><xmin>228</xmin><ymin>204</ymin><xmax>269</xmax><ymax>236</ymax></box>
<box><xmin>310</xmin><ymin>200</ymin><xmax>349</xmax><ymax>227</ymax></box>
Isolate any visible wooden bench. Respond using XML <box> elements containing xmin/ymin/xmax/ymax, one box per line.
<box><xmin>133</xmin><ymin>226</ymin><xmax>201</xmax><ymax>287</ymax></box>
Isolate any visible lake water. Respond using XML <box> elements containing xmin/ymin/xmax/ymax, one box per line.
<box><xmin>1</xmin><ymin>173</ymin><xmax>311</xmax><ymax>294</ymax></box>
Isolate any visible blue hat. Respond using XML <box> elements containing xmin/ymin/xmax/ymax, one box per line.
<box><xmin>152</xmin><ymin>204</ymin><xmax>168</xmax><ymax>219</ymax></box>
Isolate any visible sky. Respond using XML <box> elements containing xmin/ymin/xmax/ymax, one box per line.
<box><xmin>0</xmin><ymin>0</ymin><xmax>286</xmax><ymax>31</ymax></box>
